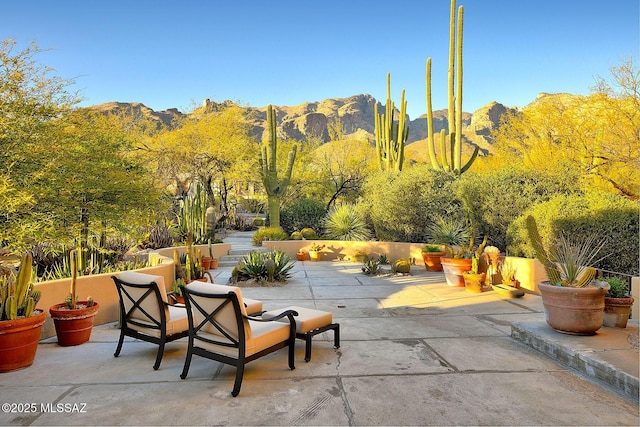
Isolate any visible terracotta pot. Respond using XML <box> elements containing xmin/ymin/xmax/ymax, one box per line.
<box><xmin>210</xmin><ymin>258</ymin><xmax>219</xmax><ymax>269</ymax></box>
<box><xmin>0</xmin><ymin>310</ymin><xmax>46</xmax><ymax>372</ymax></box>
<box><xmin>297</xmin><ymin>252</ymin><xmax>308</xmax><ymax>261</ymax></box>
<box><xmin>441</xmin><ymin>258</ymin><xmax>472</xmax><ymax>287</ymax></box>
<box><xmin>201</xmin><ymin>257</ymin><xmax>212</xmax><ymax>270</ymax></box>
<box><xmin>538</xmin><ymin>282</ymin><xmax>607</xmax><ymax>335</ymax></box>
<box><xmin>421</xmin><ymin>251</ymin><xmax>445</xmax><ymax>272</ymax></box>
<box><xmin>49</xmin><ymin>302</ymin><xmax>100</xmax><ymax>346</ymax></box>
<box><xmin>603</xmin><ymin>296</ymin><xmax>634</xmax><ymax>328</ymax></box>
<box><xmin>463</xmin><ymin>272</ymin><xmax>486</xmax><ymax>293</ymax></box>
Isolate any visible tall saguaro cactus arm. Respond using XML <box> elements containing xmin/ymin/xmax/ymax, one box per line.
<box><xmin>425</xmin><ymin>0</ymin><xmax>478</xmax><ymax>175</ymax></box>
<box><xmin>258</xmin><ymin>104</ymin><xmax>297</xmax><ymax>227</ymax></box>
<box><xmin>374</xmin><ymin>73</ymin><xmax>408</xmax><ymax>172</ymax></box>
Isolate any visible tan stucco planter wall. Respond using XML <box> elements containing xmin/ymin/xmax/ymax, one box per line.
<box><xmin>262</xmin><ymin>240</ymin><xmax>428</xmax><ymax>265</ymax></box>
<box><xmin>34</xmin><ymin>243</ymin><xmax>232</xmax><ymax>339</ymax></box>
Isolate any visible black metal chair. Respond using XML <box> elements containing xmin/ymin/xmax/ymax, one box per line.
<box><xmin>179</xmin><ymin>281</ymin><xmax>297</xmax><ymax>397</ymax></box>
<box><xmin>111</xmin><ymin>271</ymin><xmax>189</xmax><ymax>370</ymax></box>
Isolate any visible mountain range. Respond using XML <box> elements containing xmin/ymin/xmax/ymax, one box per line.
<box><xmin>92</xmin><ymin>94</ymin><xmax>528</xmax><ymax>156</ymax></box>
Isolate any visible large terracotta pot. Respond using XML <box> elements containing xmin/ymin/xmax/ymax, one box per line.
<box><xmin>201</xmin><ymin>257</ymin><xmax>212</xmax><ymax>270</ymax></box>
<box><xmin>0</xmin><ymin>310</ymin><xmax>46</xmax><ymax>372</ymax></box>
<box><xmin>49</xmin><ymin>302</ymin><xmax>100</xmax><ymax>346</ymax></box>
<box><xmin>603</xmin><ymin>296</ymin><xmax>634</xmax><ymax>328</ymax></box>
<box><xmin>422</xmin><ymin>251</ymin><xmax>445</xmax><ymax>272</ymax></box>
<box><xmin>538</xmin><ymin>282</ymin><xmax>607</xmax><ymax>335</ymax></box>
<box><xmin>441</xmin><ymin>258</ymin><xmax>472</xmax><ymax>287</ymax></box>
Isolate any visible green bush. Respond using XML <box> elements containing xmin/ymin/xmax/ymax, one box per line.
<box><xmin>359</xmin><ymin>166</ymin><xmax>462</xmax><ymax>242</ymax></box>
<box><xmin>454</xmin><ymin>167</ymin><xmax>580</xmax><ymax>250</ymax></box>
<box><xmin>508</xmin><ymin>191</ymin><xmax>639</xmax><ymax>275</ymax></box>
<box><xmin>252</xmin><ymin>227</ymin><xmax>288</xmax><ymax>246</ymax></box>
<box><xmin>280</xmin><ymin>198</ymin><xmax>327</xmax><ymax>235</ymax></box>
<box><xmin>322</xmin><ymin>204</ymin><xmax>372</xmax><ymax>241</ymax></box>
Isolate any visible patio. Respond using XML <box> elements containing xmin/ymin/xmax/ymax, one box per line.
<box><xmin>1</xmin><ymin>232</ymin><xmax>638</xmax><ymax>426</ymax></box>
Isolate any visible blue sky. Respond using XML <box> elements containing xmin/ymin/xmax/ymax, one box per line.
<box><xmin>4</xmin><ymin>0</ymin><xmax>638</xmax><ymax>119</ymax></box>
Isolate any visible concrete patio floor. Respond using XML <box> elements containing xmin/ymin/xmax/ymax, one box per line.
<box><xmin>1</xmin><ymin>232</ymin><xmax>638</xmax><ymax>426</ymax></box>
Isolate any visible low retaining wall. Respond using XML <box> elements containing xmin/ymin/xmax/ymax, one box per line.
<box><xmin>34</xmin><ymin>243</ymin><xmax>232</xmax><ymax>339</ymax></box>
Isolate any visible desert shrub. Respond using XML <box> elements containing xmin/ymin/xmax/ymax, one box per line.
<box><xmin>508</xmin><ymin>191</ymin><xmax>639</xmax><ymax>275</ymax></box>
<box><xmin>252</xmin><ymin>227</ymin><xmax>288</xmax><ymax>246</ymax></box>
<box><xmin>359</xmin><ymin>166</ymin><xmax>462</xmax><ymax>242</ymax></box>
<box><xmin>322</xmin><ymin>204</ymin><xmax>372</xmax><ymax>241</ymax></box>
<box><xmin>280</xmin><ymin>198</ymin><xmax>327</xmax><ymax>235</ymax></box>
<box><xmin>454</xmin><ymin>167</ymin><xmax>580</xmax><ymax>250</ymax></box>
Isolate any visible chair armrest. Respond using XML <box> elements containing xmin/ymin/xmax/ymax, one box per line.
<box><xmin>245</xmin><ymin>309</ymin><xmax>298</xmax><ymax>322</ymax></box>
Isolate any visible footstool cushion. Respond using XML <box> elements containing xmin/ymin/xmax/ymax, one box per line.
<box><xmin>262</xmin><ymin>305</ymin><xmax>340</xmax><ymax>361</ymax></box>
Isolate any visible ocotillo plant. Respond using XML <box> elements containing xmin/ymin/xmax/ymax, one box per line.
<box><xmin>425</xmin><ymin>0</ymin><xmax>478</xmax><ymax>175</ymax></box>
<box><xmin>374</xmin><ymin>73</ymin><xmax>408</xmax><ymax>171</ymax></box>
<box><xmin>259</xmin><ymin>104</ymin><xmax>297</xmax><ymax>228</ymax></box>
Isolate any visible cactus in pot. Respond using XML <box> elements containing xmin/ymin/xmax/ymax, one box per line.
<box><xmin>0</xmin><ymin>252</ymin><xmax>41</xmax><ymax>321</ymax></box>
<box><xmin>49</xmin><ymin>249</ymin><xmax>99</xmax><ymax>346</ymax></box>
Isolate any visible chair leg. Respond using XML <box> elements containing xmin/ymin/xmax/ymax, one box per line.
<box><xmin>304</xmin><ymin>336</ymin><xmax>313</xmax><ymax>362</ymax></box>
<box><xmin>180</xmin><ymin>348</ymin><xmax>193</xmax><ymax>380</ymax></box>
<box><xmin>334</xmin><ymin>324</ymin><xmax>340</xmax><ymax>349</ymax></box>
<box><xmin>153</xmin><ymin>341</ymin><xmax>165</xmax><ymax>370</ymax></box>
<box><xmin>231</xmin><ymin>364</ymin><xmax>245</xmax><ymax>397</ymax></box>
<box><xmin>114</xmin><ymin>330</ymin><xmax>125</xmax><ymax>357</ymax></box>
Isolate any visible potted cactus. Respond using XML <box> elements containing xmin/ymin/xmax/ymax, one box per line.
<box><xmin>462</xmin><ymin>241</ymin><xmax>488</xmax><ymax>293</ymax></box>
<box><xmin>526</xmin><ymin>215</ymin><xmax>609</xmax><ymax>335</ymax></box>
<box><xmin>0</xmin><ymin>252</ymin><xmax>46</xmax><ymax>372</ymax></box>
<box><xmin>441</xmin><ymin>236</ymin><xmax>487</xmax><ymax>287</ymax></box>
<box><xmin>49</xmin><ymin>249</ymin><xmax>100</xmax><ymax>346</ymax></box>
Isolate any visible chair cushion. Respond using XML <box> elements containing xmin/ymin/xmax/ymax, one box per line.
<box><xmin>195</xmin><ymin>319</ymin><xmax>290</xmax><ymax>358</ymax></box>
<box><xmin>243</xmin><ymin>298</ymin><xmax>263</xmax><ymax>315</ymax></box>
<box><xmin>263</xmin><ymin>306</ymin><xmax>332</xmax><ymax>334</ymax></box>
<box><xmin>185</xmin><ymin>282</ymin><xmax>248</xmax><ymax>317</ymax></box>
<box><xmin>127</xmin><ymin>305</ymin><xmax>188</xmax><ymax>338</ymax></box>
<box><xmin>118</xmin><ymin>271</ymin><xmax>168</xmax><ymax>304</ymax></box>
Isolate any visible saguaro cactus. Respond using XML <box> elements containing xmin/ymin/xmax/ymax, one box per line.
<box><xmin>259</xmin><ymin>104</ymin><xmax>297</xmax><ymax>228</ymax></box>
<box><xmin>374</xmin><ymin>73</ymin><xmax>408</xmax><ymax>171</ymax></box>
<box><xmin>425</xmin><ymin>0</ymin><xmax>478</xmax><ymax>175</ymax></box>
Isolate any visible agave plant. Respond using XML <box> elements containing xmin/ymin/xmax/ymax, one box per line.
<box><xmin>234</xmin><ymin>249</ymin><xmax>294</xmax><ymax>283</ymax></box>
<box><xmin>322</xmin><ymin>204</ymin><xmax>371</xmax><ymax>241</ymax></box>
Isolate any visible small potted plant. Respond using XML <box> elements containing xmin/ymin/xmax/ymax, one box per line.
<box><xmin>308</xmin><ymin>243</ymin><xmax>325</xmax><ymax>261</ymax></box>
<box><xmin>482</xmin><ymin>245</ymin><xmax>501</xmax><ymax>284</ymax></box>
<box><xmin>441</xmin><ymin>236</ymin><xmax>487</xmax><ymax>287</ymax></box>
<box><xmin>49</xmin><ymin>249</ymin><xmax>100</xmax><ymax>346</ymax></box>
<box><xmin>296</xmin><ymin>250</ymin><xmax>308</xmax><ymax>261</ymax></box>
<box><xmin>603</xmin><ymin>276</ymin><xmax>634</xmax><ymax>328</ymax></box>
<box><xmin>168</xmin><ymin>278</ymin><xmax>186</xmax><ymax>304</ymax></box>
<box><xmin>421</xmin><ymin>244</ymin><xmax>445</xmax><ymax>272</ymax></box>
<box><xmin>207</xmin><ymin>238</ymin><xmax>219</xmax><ymax>269</ymax></box>
<box><xmin>498</xmin><ymin>260</ymin><xmax>519</xmax><ymax>288</ymax></box>
<box><xmin>0</xmin><ymin>252</ymin><xmax>46</xmax><ymax>372</ymax></box>
<box><xmin>462</xmin><ymin>242</ymin><xmax>488</xmax><ymax>293</ymax></box>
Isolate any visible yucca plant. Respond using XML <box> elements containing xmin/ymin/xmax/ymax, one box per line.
<box><xmin>322</xmin><ymin>204</ymin><xmax>371</xmax><ymax>241</ymax></box>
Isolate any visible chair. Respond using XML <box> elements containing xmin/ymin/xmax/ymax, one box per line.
<box><xmin>111</xmin><ymin>271</ymin><xmax>189</xmax><ymax>370</ymax></box>
<box><xmin>179</xmin><ymin>281</ymin><xmax>298</xmax><ymax>397</ymax></box>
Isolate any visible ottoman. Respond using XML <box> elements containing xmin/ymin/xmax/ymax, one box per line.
<box><xmin>263</xmin><ymin>306</ymin><xmax>340</xmax><ymax>361</ymax></box>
